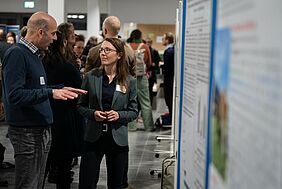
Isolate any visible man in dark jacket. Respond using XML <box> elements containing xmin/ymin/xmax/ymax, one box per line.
<box><xmin>145</xmin><ymin>37</ymin><xmax>161</xmax><ymax>105</ymax></box>
<box><xmin>162</xmin><ymin>32</ymin><xmax>175</xmax><ymax>124</ymax></box>
<box><xmin>2</xmin><ymin>12</ymin><xmax>86</xmax><ymax>189</ymax></box>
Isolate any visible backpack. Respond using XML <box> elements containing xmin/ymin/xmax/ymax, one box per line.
<box><xmin>127</xmin><ymin>43</ymin><xmax>146</xmax><ymax>76</ymax></box>
<box><xmin>154</xmin><ymin>113</ymin><xmax>172</xmax><ymax>128</ymax></box>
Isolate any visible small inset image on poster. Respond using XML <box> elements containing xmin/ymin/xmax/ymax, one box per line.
<box><xmin>211</xmin><ymin>28</ymin><xmax>231</xmax><ymax>181</ymax></box>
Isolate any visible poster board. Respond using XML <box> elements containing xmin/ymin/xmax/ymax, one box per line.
<box><xmin>209</xmin><ymin>0</ymin><xmax>282</xmax><ymax>189</ymax></box>
<box><xmin>177</xmin><ymin>0</ymin><xmax>216</xmax><ymax>188</ymax></box>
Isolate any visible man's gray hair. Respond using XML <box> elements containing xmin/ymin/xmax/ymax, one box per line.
<box><xmin>27</xmin><ymin>17</ymin><xmax>49</xmax><ymax>33</ymax></box>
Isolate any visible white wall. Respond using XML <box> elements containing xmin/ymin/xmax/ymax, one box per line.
<box><xmin>64</xmin><ymin>0</ymin><xmax>108</xmax><ymax>13</ymax></box>
<box><xmin>66</xmin><ymin>0</ymin><xmax>87</xmax><ymax>13</ymax></box>
<box><xmin>0</xmin><ymin>0</ymin><xmax>178</xmax><ymax>24</ymax></box>
<box><xmin>109</xmin><ymin>0</ymin><xmax>179</xmax><ymax>24</ymax></box>
<box><xmin>0</xmin><ymin>0</ymin><xmax>48</xmax><ymax>13</ymax></box>
<box><xmin>0</xmin><ymin>0</ymin><xmax>177</xmax><ymax>40</ymax></box>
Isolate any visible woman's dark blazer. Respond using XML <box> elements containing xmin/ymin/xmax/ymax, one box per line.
<box><xmin>77</xmin><ymin>69</ymin><xmax>138</xmax><ymax>146</ymax></box>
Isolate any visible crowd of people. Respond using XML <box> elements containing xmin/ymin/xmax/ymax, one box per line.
<box><xmin>0</xmin><ymin>11</ymin><xmax>175</xmax><ymax>189</ymax></box>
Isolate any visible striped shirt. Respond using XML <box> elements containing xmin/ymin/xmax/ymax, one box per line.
<box><xmin>19</xmin><ymin>37</ymin><xmax>43</xmax><ymax>58</ymax></box>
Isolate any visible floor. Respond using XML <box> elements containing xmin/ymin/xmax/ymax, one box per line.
<box><xmin>0</xmin><ymin>95</ymin><xmax>174</xmax><ymax>189</ymax></box>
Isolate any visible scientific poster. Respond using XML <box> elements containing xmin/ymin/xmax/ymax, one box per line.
<box><xmin>177</xmin><ymin>0</ymin><xmax>215</xmax><ymax>188</ymax></box>
<box><xmin>209</xmin><ymin>0</ymin><xmax>282</xmax><ymax>189</ymax></box>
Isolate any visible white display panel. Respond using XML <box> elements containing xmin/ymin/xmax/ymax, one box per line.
<box><xmin>178</xmin><ymin>0</ymin><xmax>214</xmax><ymax>188</ymax></box>
<box><xmin>209</xmin><ymin>0</ymin><xmax>282</xmax><ymax>189</ymax></box>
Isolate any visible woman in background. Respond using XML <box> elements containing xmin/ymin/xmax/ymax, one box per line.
<box><xmin>43</xmin><ymin>31</ymin><xmax>84</xmax><ymax>189</ymax></box>
<box><xmin>6</xmin><ymin>32</ymin><xmax>16</xmax><ymax>44</ymax></box>
<box><xmin>73</xmin><ymin>34</ymin><xmax>86</xmax><ymax>76</ymax></box>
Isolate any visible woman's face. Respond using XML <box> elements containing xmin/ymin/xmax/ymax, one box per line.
<box><xmin>99</xmin><ymin>41</ymin><xmax>120</xmax><ymax>66</ymax></box>
<box><xmin>73</xmin><ymin>41</ymin><xmax>84</xmax><ymax>57</ymax></box>
<box><xmin>67</xmin><ymin>26</ymin><xmax>75</xmax><ymax>46</ymax></box>
<box><xmin>6</xmin><ymin>36</ymin><xmax>15</xmax><ymax>44</ymax></box>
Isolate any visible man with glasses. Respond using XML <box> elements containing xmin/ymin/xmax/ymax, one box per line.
<box><xmin>2</xmin><ymin>12</ymin><xmax>86</xmax><ymax>189</ymax></box>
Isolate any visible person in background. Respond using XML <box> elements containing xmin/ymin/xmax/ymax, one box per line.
<box><xmin>162</xmin><ymin>32</ymin><xmax>175</xmax><ymax>124</ymax></box>
<box><xmin>145</xmin><ymin>37</ymin><xmax>161</xmax><ymax>105</ymax></box>
<box><xmin>0</xmin><ymin>30</ymin><xmax>11</xmax><ymax>122</ymax></box>
<box><xmin>127</xmin><ymin>29</ymin><xmax>155</xmax><ymax>132</ymax></box>
<box><xmin>44</xmin><ymin>22</ymin><xmax>84</xmax><ymax>183</ymax></box>
<box><xmin>6</xmin><ymin>31</ymin><xmax>16</xmax><ymax>44</ymax></box>
<box><xmin>78</xmin><ymin>37</ymin><xmax>138</xmax><ymax>189</ymax></box>
<box><xmin>82</xmin><ymin>35</ymin><xmax>98</xmax><ymax>59</ymax></box>
<box><xmin>0</xmin><ymin>29</ymin><xmax>11</xmax><ymax>188</ymax></box>
<box><xmin>20</xmin><ymin>26</ymin><xmax>28</xmax><ymax>38</ymax></box>
<box><xmin>2</xmin><ymin>12</ymin><xmax>86</xmax><ymax>189</ymax></box>
<box><xmin>43</xmin><ymin>31</ymin><xmax>83</xmax><ymax>189</ymax></box>
<box><xmin>57</xmin><ymin>22</ymin><xmax>77</xmax><ymax>67</ymax></box>
<box><xmin>73</xmin><ymin>34</ymin><xmax>86</xmax><ymax>75</ymax></box>
<box><xmin>84</xmin><ymin>16</ymin><xmax>134</xmax><ymax>73</ymax></box>
<box><xmin>0</xmin><ymin>30</ymin><xmax>11</xmax><ymax>59</ymax></box>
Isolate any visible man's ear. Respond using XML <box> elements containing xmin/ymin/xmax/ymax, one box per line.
<box><xmin>38</xmin><ymin>29</ymin><xmax>45</xmax><ymax>37</ymax></box>
<box><xmin>104</xmin><ymin>28</ymin><xmax>108</xmax><ymax>36</ymax></box>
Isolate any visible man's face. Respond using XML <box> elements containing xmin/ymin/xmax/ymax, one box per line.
<box><xmin>39</xmin><ymin>21</ymin><xmax>57</xmax><ymax>50</ymax></box>
<box><xmin>146</xmin><ymin>40</ymin><xmax>152</xmax><ymax>47</ymax></box>
<box><xmin>162</xmin><ymin>35</ymin><xmax>167</xmax><ymax>46</ymax></box>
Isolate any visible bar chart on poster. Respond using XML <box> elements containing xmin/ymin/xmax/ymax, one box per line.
<box><xmin>209</xmin><ymin>0</ymin><xmax>282</xmax><ymax>189</ymax></box>
<box><xmin>177</xmin><ymin>0</ymin><xmax>215</xmax><ymax>188</ymax></box>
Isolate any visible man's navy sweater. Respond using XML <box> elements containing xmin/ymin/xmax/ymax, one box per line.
<box><xmin>2</xmin><ymin>43</ymin><xmax>53</xmax><ymax>127</ymax></box>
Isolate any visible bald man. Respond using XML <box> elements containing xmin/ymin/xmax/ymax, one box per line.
<box><xmin>2</xmin><ymin>12</ymin><xmax>86</xmax><ymax>189</ymax></box>
<box><xmin>84</xmin><ymin>16</ymin><xmax>135</xmax><ymax>75</ymax></box>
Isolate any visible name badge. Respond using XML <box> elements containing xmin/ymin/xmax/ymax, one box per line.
<box><xmin>40</xmin><ymin>77</ymin><xmax>45</xmax><ymax>85</ymax></box>
<box><xmin>116</xmin><ymin>84</ymin><xmax>126</xmax><ymax>93</ymax></box>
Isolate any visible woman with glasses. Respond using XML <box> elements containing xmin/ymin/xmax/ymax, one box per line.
<box><xmin>77</xmin><ymin>38</ymin><xmax>138</xmax><ymax>189</ymax></box>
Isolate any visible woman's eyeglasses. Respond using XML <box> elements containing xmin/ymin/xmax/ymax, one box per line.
<box><xmin>99</xmin><ymin>47</ymin><xmax>117</xmax><ymax>54</ymax></box>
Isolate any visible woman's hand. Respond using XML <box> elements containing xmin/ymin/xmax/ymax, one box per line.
<box><xmin>105</xmin><ymin>110</ymin><xmax>119</xmax><ymax>122</ymax></box>
<box><xmin>94</xmin><ymin>111</ymin><xmax>107</xmax><ymax>121</ymax></box>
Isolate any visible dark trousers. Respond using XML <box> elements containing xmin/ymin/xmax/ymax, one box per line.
<box><xmin>44</xmin><ymin>157</ymin><xmax>73</xmax><ymax>189</ymax></box>
<box><xmin>79</xmin><ymin>132</ymin><xmax>128</xmax><ymax>189</ymax></box>
<box><xmin>164</xmin><ymin>76</ymin><xmax>174</xmax><ymax>119</ymax></box>
<box><xmin>8</xmin><ymin>126</ymin><xmax>51</xmax><ymax>189</ymax></box>
<box><xmin>122</xmin><ymin>154</ymin><xmax>128</xmax><ymax>188</ymax></box>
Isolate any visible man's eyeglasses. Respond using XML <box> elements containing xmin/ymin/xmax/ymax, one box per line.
<box><xmin>99</xmin><ymin>47</ymin><xmax>117</xmax><ymax>54</ymax></box>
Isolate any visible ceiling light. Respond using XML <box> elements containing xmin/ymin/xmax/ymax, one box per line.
<box><xmin>71</xmin><ymin>15</ymin><xmax>78</xmax><ymax>19</ymax></box>
<box><xmin>78</xmin><ymin>15</ymin><xmax>85</xmax><ymax>19</ymax></box>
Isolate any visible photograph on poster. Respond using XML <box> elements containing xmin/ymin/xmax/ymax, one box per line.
<box><xmin>211</xmin><ymin>28</ymin><xmax>230</xmax><ymax>181</ymax></box>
